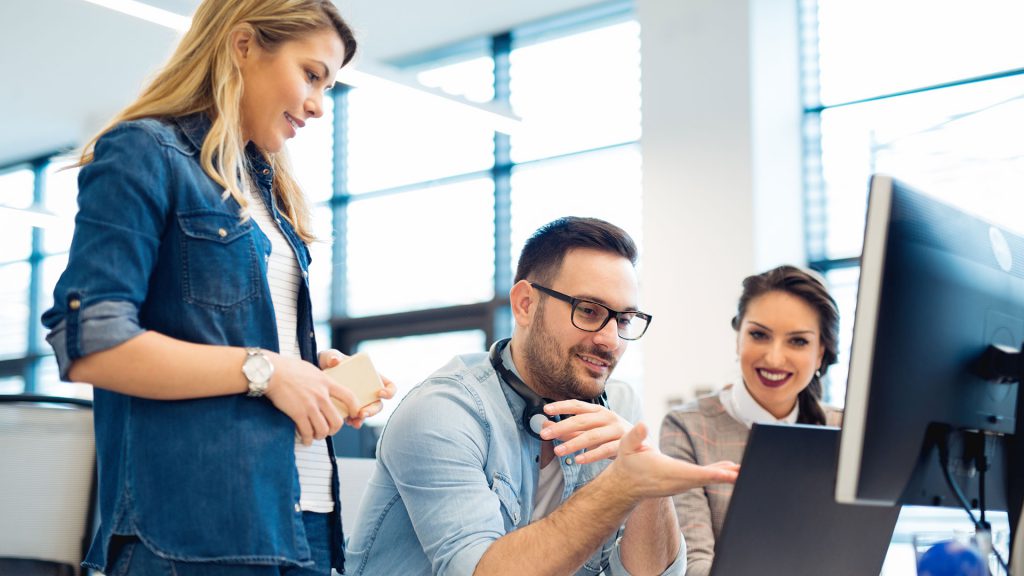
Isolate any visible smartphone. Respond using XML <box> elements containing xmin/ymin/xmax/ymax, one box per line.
<box><xmin>323</xmin><ymin>352</ymin><xmax>385</xmax><ymax>417</ymax></box>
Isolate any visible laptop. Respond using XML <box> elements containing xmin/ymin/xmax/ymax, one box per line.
<box><xmin>708</xmin><ymin>423</ymin><xmax>901</xmax><ymax>576</ymax></box>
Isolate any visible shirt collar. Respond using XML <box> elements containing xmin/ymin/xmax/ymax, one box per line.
<box><xmin>171</xmin><ymin>113</ymin><xmax>274</xmax><ymax>179</ymax></box>
<box><xmin>172</xmin><ymin>112</ymin><xmax>212</xmax><ymax>153</ymax></box>
<box><xmin>720</xmin><ymin>381</ymin><xmax>799</xmax><ymax>429</ymax></box>
<box><xmin>493</xmin><ymin>344</ymin><xmax>530</xmax><ymax>431</ymax></box>
<box><xmin>500</xmin><ymin>343</ymin><xmax>524</xmax><ymax>382</ymax></box>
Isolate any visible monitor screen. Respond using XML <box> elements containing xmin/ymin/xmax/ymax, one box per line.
<box><xmin>835</xmin><ymin>175</ymin><xmax>1024</xmax><ymax>510</ymax></box>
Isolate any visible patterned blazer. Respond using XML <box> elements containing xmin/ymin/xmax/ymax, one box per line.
<box><xmin>658</xmin><ymin>386</ymin><xmax>843</xmax><ymax>576</ymax></box>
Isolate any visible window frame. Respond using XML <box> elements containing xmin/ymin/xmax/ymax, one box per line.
<box><xmin>330</xmin><ymin>3</ymin><xmax>640</xmax><ymax>356</ymax></box>
<box><xmin>0</xmin><ymin>156</ymin><xmax>55</xmax><ymax>393</ymax></box>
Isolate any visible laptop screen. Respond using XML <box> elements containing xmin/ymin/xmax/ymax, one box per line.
<box><xmin>708</xmin><ymin>423</ymin><xmax>900</xmax><ymax>576</ymax></box>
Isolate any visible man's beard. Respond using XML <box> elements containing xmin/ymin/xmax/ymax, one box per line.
<box><xmin>521</xmin><ymin>305</ymin><xmax>617</xmax><ymax>400</ymax></box>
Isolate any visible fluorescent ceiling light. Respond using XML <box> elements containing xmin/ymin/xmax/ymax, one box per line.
<box><xmin>81</xmin><ymin>0</ymin><xmax>190</xmax><ymax>31</ymax></box>
<box><xmin>80</xmin><ymin>0</ymin><xmax>521</xmax><ymax>134</ymax></box>
<box><xmin>337</xmin><ymin>67</ymin><xmax>521</xmax><ymax>136</ymax></box>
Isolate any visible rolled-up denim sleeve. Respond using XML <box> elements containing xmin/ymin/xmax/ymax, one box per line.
<box><xmin>606</xmin><ymin>531</ymin><xmax>687</xmax><ymax>576</ymax></box>
<box><xmin>41</xmin><ymin>123</ymin><xmax>169</xmax><ymax>379</ymax></box>
<box><xmin>378</xmin><ymin>379</ymin><xmax>506</xmax><ymax>576</ymax></box>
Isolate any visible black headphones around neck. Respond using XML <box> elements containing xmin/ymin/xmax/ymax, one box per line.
<box><xmin>488</xmin><ymin>338</ymin><xmax>608</xmax><ymax>440</ymax></box>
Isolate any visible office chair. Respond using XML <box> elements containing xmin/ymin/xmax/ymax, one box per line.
<box><xmin>337</xmin><ymin>457</ymin><xmax>377</xmax><ymax>532</ymax></box>
<box><xmin>0</xmin><ymin>394</ymin><xmax>96</xmax><ymax>576</ymax></box>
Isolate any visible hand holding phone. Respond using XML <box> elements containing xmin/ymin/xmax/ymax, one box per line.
<box><xmin>323</xmin><ymin>352</ymin><xmax>385</xmax><ymax>418</ymax></box>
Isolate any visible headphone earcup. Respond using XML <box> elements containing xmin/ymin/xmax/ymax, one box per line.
<box><xmin>492</xmin><ymin>338</ymin><xmax>606</xmax><ymax>441</ymax></box>
<box><xmin>523</xmin><ymin>403</ymin><xmax>550</xmax><ymax>439</ymax></box>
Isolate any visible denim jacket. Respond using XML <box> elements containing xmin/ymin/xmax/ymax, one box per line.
<box><xmin>41</xmin><ymin>114</ymin><xmax>345</xmax><ymax>572</ymax></box>
<box><xmin>344</xmin><ymin>348</ymin><xmax>686</xmax><ymax>576</ymax></box>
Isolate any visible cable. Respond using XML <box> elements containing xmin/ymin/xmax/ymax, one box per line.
<box><xmin>938</xmin><ymin>434</ymin><xmax>1010</xmax><ymax>574</ymax></box>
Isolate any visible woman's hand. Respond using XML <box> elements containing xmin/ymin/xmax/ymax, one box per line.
<box><xmin>317</xmin><ymin>349</ymin><xmax>398</xmax><ymax>429</ymax></box>
<box><xmin>264</xmin><ymin>351</ymin><xmax>358</xmax><ymax>445</ymax></box>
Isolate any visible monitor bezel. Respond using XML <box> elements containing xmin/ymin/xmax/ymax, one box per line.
<box><xmin>835</xmin><ymin>174</ymin><xmax>893</xmax><ymax>506</ymax></box>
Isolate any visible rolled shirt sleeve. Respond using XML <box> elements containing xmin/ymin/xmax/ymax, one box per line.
<box><xmin>45</xmin><ymin>301</ymin><xmax>145</xmax><ymax>380</ymax></box>
<box><xmin>41</xmin><ymin>123</ymin><xmax>170</xmax><ymax>379</ymax></box>
<box><xmin>607</xmin><ymin>532</ymin><xmax>687</xmax><ymax>576</ymax></box>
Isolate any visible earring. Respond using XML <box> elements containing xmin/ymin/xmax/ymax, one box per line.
<box><xmin>815</xmin><ymin>369</ymin><xmax>822</xmax><ymax>379</ymax></box>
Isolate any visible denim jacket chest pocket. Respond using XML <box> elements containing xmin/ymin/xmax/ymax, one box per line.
<box><xmin>177</xmin><ymin>209</ymin><xmax>260</xmax><ymax>309</ymax></box>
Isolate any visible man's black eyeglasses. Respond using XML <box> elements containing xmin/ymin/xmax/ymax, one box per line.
<box><xmin>529</xmin><ymin>283</ymin><xmax>652</xmax><ymax>340</ymax></box>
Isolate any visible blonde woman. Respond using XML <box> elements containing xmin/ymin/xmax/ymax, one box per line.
<box><xmin>41</xmin><ymin>1</ymin><xmax>394</xmax><ymax>574</ymax></box>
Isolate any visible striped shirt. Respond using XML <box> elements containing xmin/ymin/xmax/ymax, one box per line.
<box><xmin>246</xmin><ymin>189</ymin><xmax>334</xmax><ymax>513</ymax></box>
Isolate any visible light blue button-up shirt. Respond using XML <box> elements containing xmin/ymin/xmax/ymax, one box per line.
<box><xmin>345</xmin><ymin>348</ymin><xmax>686</xmax><ymax>576</ymax></box>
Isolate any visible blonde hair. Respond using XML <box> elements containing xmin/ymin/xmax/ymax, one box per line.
<box><xmin>77</xmin><ymin>0</ymin><xmax>356</xmax><ymax>243</ymax></box>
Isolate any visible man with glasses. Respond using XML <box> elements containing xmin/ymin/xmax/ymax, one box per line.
<box><xmin>345</xmin><ymin>217</ymin><xmax>739</xmax><ymax>576</ymax></box>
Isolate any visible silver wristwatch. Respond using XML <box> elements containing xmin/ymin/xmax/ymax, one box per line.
<box><xmin>242</xmin><ymin>347</ymin><xmax>274</xmax><ymax>397</ymax></box>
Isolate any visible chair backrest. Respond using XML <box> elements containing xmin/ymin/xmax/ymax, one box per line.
<box><xmin>0</xmin><ymin>395</ymin><xmax>96</xmax><ymax>575</ymax></box>
<box><xmin>337</xmin><ymin>457</ymin><xmax>378</xmax><ymax>532</ymax></box>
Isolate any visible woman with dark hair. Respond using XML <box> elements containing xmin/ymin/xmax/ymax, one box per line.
<box><xmin>659</xmin><ymin>265</ymin><xmax>843</xmax><ymax>576</ymax></box>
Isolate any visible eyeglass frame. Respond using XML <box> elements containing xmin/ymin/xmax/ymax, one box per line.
<box><xmin>528</xmin><ymin>282</ymin><xmax>652</xmax><ymax>340</ymax></box>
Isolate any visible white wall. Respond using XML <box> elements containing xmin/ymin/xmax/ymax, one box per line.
<box><xmin>636</xmin><ymin>0</ymin><xmax>805</xmax><ymax>433</ymax></box>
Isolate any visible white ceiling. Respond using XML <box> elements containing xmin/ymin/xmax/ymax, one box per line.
<box><xmin>0</xmin><ymin>0</ymin><xmax>606</xmax><ymax>167</ymax></box>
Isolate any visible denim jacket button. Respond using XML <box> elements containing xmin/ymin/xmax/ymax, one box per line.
<box><xmin>564</xmin><ymin>457</ymin><xmax>573</xmax><ymax>465</ymax></box>
<box><xmin>294</xmin><ymin>503</ymin><xmax>301</xmax><ymax>513</ymax></box>
<box><xmin>217</xmin><ymin>228</ymin><xmax>227</xmax><ymax>238</ymax></box>
<box><xmin>308</xmin><ymin>331</ymin><xmax>315</xmax><ymax>339</ymax></box>
<box><xmin>69</xmin><ymin>298</ymin><xmax>81</xmax><ymax>310</ymax></box>
<box><xmin>301</xmin><ymin>270</ymin><xmax>308</xmax><ymax>279</ymax></box>
<box><xmin>262</xmin><ymin>168</ymin><xmax>270</xmax><ymax>175</ymax></box>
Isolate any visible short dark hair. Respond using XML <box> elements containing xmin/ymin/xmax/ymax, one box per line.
<box><xmin>731</xmin><ymin>265</ymin><xmax>840</xmax><ymax>425</ymax></box>
<box><xmin>514</xmin><ymin>217</ymin><xmax>638</xmax><ymax>284</ymax></box>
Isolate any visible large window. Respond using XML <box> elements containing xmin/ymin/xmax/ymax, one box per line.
<box><xmin>801</xmin><ymin>0</ymin><xmax>1023</xmax><ymax>570</ymax></box>
<box><xmin>801</xmin><ymin>0</ymin><xmax>1024</xmax><ymax>405</ymax></box>
<box><xmin>331</xmin><ymin>5</ymin><xmax>645</xmax><ymax>454</ymax></box>
<box><xmin>0</xmin><ymin>161</ymin><xmax>76</xmax><ymax>397</ymax></box>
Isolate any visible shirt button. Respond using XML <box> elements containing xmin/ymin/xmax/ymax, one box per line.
<box><xmin>564</xmin><ymin>457</ymin><xmax>573</xmax><ymax>465</ymax></box>
<box><xmin>69</xmin><ymin>298</ymin><xmax>81</xmax><ymax>311</ymax></box>
<box><xmin>309</xmin><ymin>331</ymin><xmax>315</xmax><ymax>339</ymax></box>
<box><xmin>301</xmin><ymin>270</ymin><xmax>308</xmax><ymax>279</ymax></box>
<box><xmin>262</xmin><ymin>168</ymin><xmax>271</xmax><ymax>175</ymax></box>
<box><xmin>294</xmin><ymin>503</ymin><xmax>301</xmax><ymax>512</ymax></box>
<box><xmin>217</xmin><ymin>228</ymin><xmax>227</xmax><ymax>238</ymax></box>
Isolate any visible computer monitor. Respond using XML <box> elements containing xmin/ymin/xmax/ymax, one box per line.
<box><xmin>835</xmin><ymin>175</ymin><xmax>1024</xmax><ymax>535</ymax></box>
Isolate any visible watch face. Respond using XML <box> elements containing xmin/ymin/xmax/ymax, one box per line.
<box><xmin>244</xmin><ymin>353</ymin><xmax>273</xmax><ymax>383</ymax></box>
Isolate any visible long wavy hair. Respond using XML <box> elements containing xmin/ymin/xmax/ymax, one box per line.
<box><xmin>731</xmin><ymin>265</ymin><xmax>840</xmax><ymax>425</ymax></box>
<box><xmin>76</xmin><ymin>0</ymin><xmax>356</xmax><ymax>243</ymax></box>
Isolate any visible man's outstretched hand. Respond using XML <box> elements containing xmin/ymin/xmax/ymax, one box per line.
<box><xmin>608</xmin><ymin>422</ymin><xmax>740</xmax><ymax>499</ymax></box>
